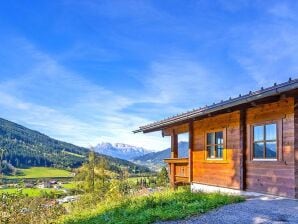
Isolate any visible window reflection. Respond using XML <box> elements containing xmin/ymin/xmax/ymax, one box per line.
<box><xmin>253</xmin><ymin>123</ymin><xmax>277</xmax><ymax>159</ymax></box>
<box><xmin>266</xmin><ymin>124</ymin><xmax>277</xmax><ymax>141</ymax></box>
<box><xmin>254</xmin><ymin>125</ymin><xmax>263</xmax><ymax>141</ymax></box>
<box><xmin>206</xmin><ymin>131</ymin><xmax>223</xmax><ymax>159</ymax></box>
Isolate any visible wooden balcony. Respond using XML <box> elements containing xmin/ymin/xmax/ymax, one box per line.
<box><xmin>164</xmin><ymin>157</ymin><xmax>190</xmax><ymax>186</ymax></box>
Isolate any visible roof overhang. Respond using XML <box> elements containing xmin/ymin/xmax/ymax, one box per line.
<box><xmin>133</xmin><ymin>78</ymin><xmax>298</xmax><ymax>134</ymax></box>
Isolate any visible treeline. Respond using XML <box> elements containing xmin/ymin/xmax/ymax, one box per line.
<box><xmin>0</xmin><ymin>118</ymin><xmax>88</xmax><ymax>169</ymax></box>
<box><xmin>0</xmin><ymin>118</ymin><xmax>151</xmax><ymax>175</ymax></box>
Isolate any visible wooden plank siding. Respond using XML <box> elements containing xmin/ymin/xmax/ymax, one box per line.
<box><xmin>245</xmin><ymin>97</ymin><xmax>295</xmax><ymax>197</ymax></box>
<box><xmin>189</xmin><ymin>121</ymin><xmax>194</xmax><ymax>183</ymax></box>
<box><xmin>294</xmin><ymin>97</ymin><xmax>298</xmax><ymax>198</ymax></box>
<box><xmin>163</xmin><ymin>97</ymin><xmax>297</xmax><ymax>198</ymax></box>
<box><xmin>192</xmin><ymin>111</ymin><xmax>242</xmax><ymax>189</ymax></box>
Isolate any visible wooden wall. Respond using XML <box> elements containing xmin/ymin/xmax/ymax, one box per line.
<box><xmin>245</xmin><ymin>97</ymin><xmax>295</xmax><ymax>197</ymax></box>
<box><xmin>163</xmin><ymin>96</ymin><xmax>297</xmax><ymax>197</ymax></box>
<box><xmin>192</xmin><ymin>111</ymin><xmax>241</xmax><ymax>189</ymax></box>
<box><xmin>294</xmin><ymin>97</ymin><xmax>298</xmax><ymax>198</ymax></box>
<box><xmin>174</xmin><ymin>163</ymin><xmax>189</xmax><ymax>183</ymax></box>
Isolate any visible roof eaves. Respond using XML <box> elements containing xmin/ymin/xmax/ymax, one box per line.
<box><xmin>133</xmin><ymin>78</ymin><xmax>298</xmax><ymax>133</ymax></box>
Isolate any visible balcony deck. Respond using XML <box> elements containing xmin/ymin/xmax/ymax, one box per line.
<box><xmin>164</xmin><ymin>157</ymin><xmax>190</xmax><ymax>185</ymax></box>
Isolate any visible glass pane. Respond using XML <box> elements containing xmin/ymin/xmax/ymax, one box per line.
<box><xmin>178</xmin><ymin>133</ymin><xmax>189</xmax><ymax>158</ymax></box>
<box><xmin>253</xmin><ymin>142</ymin><xmax>264</xmax><ymax>158</ymax></box>
<box><xmin>207</xmin><ymin>146</ymin><xmax>215</xmax><ymax>158</ymax></box>
<box><xmin>216</xmin><ymin>145</ymin><xmax>223</xmax><ymax>158</ymax></box>
<box><xmin>266</xmin><ymin>124</ymin><xmax>277</xmax><ymax>141</ymax></box>
<box><xmin>254</xmin><ymin>125</ymin><xmax>264</xmax><ymax>142</ymax></box>
<box><xmin>215</xmin><ymin>132</ymin><xmax>223</xmax><ymax>144</ymax></box>
<box><xmin>266</xmin><ymin>141</ymin><xmax>277</xmax><ymax>158</ymax></box>
<box><xmin>207</xmin><ymin>133</ymin><xmax>214</xmax><ymax>145</ymax></box>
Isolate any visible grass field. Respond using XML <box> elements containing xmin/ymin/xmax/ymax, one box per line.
<box><xmin>60</xmin><ymin>188</ymin><xmax>244</xmax><ymax>224</ymax></box>
<box><xmin>5</xmin><ymin>167</ymin><xmax>72</xmax><ymax>179</ymax></box>
<box><xmin>0</xmin><ymin>188</ymin><xmax>60</xmax><ymax>197</ymax></box>
<box><xmin>62</xmin><ymin>182</ymin><xmax>77</xmax><ymax>189</ymax></box>
<box><xmin>0</xmin><ymin>180</ymin><xmax>76</xmax><ymax>197</ymax></box>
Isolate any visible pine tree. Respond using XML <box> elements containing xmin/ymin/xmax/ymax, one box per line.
<box><xmin>88</xmin><ymin>149</ymin><xmax>95</xmax><ymax>192</ymax></box>
<box><xmin>157</xmin><ymin>167</ymin><xmax>169</xmax><ymax>186</ymax></box>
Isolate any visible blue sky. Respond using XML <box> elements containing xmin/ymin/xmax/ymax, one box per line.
<box><xmin>0</xmin><ymin>0</ymin><xmax>298</xmax><ymax>150</ymax></box>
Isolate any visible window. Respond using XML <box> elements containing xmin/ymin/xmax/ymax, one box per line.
<box><xmin>177</xmin><ymin>133</ymin><xmax>189</xmax><ymax>158</ymax></box>
<box><xmin>206</xmin><ymin>131</ymin><xmax>224</xmax><ymax>159</ymax></box>
<box><xmin>253</xmin><ymin>123</ymin><xmax>277</xmax><ymax>159</ymax></box>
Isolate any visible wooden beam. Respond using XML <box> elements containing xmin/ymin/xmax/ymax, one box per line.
<box><xmin>280</xmin><ymin>93</ymin><xmax>287</xmax><ymax>100</ymax></box>
<box><xmin>250</xmin><ymin>102</ymin><xmax>257</xmax><ymax>107</ymax></box>
<box><xmin>163</xmin><ymin>123</ymin><xmax>189</xmax><ymax>136</ymax></box>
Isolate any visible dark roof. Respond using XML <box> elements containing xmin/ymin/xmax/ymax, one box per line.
<box><xmin>134</xmin><ymin>78</ymin><xmax>298</xmax><ymax>133</ymax></box>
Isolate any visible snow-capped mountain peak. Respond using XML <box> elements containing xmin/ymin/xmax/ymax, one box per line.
<box><xmin>94</xmin><ymin>142</ymin><xmax>153</xmax><ymax>160</ymax></box>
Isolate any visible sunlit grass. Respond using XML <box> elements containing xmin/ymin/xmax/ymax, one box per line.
<box><xmin>5</xmin><ymin>167</ymin><xmax>72</xmax><ymax>179</ymax></box>
<box><xmin>0</xmin><ymin>188</ymin><xmax>60</xmax><ymax>197</ymax></box>
<box><xmin>60</xmin><ymin>188</ymin><xmax>245</xmax><ymax>224</ymax></box>
<box><xmin>62</xmin><ymin>182</ymin><xmax>77</xmax><ymax>189</ymax></box>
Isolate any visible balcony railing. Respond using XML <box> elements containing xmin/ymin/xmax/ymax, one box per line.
<box><xmin>164</xmin><ymin>157</ymin><xmax>189</xmax><ymax>185</ymax></box>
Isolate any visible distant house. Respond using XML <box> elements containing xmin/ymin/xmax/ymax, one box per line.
<box><xmin>37</xmin><ymin>181</ymin><xmax>51</xmax><ymax>189</ymax></box>
<box><xmin>50</xmin><ymin>180</ymin><xmax>57</xmax><ymax>185</ymax></box>
<box><xmin>24</xmin><ymin>183</ymin><xmax>35</xmax><ymax>188</ymax></box>
<box><xmin>135</xmin><ymin>78</ymin><xmax>298</xmax><ymax>198</ymax></box>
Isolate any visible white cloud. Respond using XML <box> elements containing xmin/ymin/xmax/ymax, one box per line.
<box><xmin>3</xmin><ymin>39</ymin><xmax>242</xmax><ymax>151</ymax></box>
<box><xmin>268</xmin><ymin>2</ymin><xmax>297</xmax><ymax>20</ymax></box>
<box><xmin>239</xmin><ymin>25</ymin><xmax>298</xmax><ymax>85</ymax></box>
<box><xmin>0</xmin><ymin>38</ymin><xmax>171</xmax><ymax>150</ymax></box>
<box><xmin>229</xmin><ymin>3</ymin><xmax>298</xmax><ymax>86</ymax></box>
<box><xmin>142</xmin><ymin>56</ymin><xmax>247</xmax><ymax>108</ymax></box>
<box><xmin>4</xmin><ymin>2</ymin><xmax>298</xmax><ymax>153</ymax></box>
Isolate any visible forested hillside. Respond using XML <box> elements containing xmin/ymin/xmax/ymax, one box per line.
<box><xmin>0</xmin><ymin>118</ymin><xmax>150</xmax><ymax>173</ymax></box>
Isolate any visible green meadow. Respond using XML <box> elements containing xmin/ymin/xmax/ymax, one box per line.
<box><xmin>0</xmin><ymin>188</ymin><xmax>61</xmax><ymax>197</ymax></box>
<box><xmin>5</xmin><ymin>167</ymin><xmax>72</xmax><ymax>179</ymax></box>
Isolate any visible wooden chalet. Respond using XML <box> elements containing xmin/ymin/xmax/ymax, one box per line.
<box><xmin>134</xmin><ymin>78</ymin><xmax>298</xmax><ymax>198</ymax></box>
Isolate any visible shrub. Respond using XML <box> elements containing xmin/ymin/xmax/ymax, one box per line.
<box><xmin>156</xmin><ymin>167</ymin><xmax>169</xmax><ymax>186</ymax></box>
<box><xmin>0</xmin><ymin>192</ymin><xmax>66</xmax><ymax>224</ymax></box>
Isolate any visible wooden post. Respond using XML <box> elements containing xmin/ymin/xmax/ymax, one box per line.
<box><xmin>170</xmin><ymin>130</ymin><xmax>178</xmax><ymax>187</ymax></box>
<box><xmin>170</xmin><ymin>162</ymin><xmax>175</xmax><ymax>187</ymax></box>
<box><xmin>171</xmin><ymin>131</ymin><xmax>178</xmax><ymax>158</ymax></box>
<box><xmin>239</xmin><ymin>109</ymin><xmax>246</xmax><ymax>190</ymax></box>
<box><xmin>188</xmin><ymin>121</ymin><xmax>193</xmax><ymax>183</ymax></box>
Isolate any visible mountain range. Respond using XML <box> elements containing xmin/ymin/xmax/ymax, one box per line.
<box><xmin>94</xmin><ymin>141</ymin><xmax>189</xmax><ymax>170</ymax></box>
<box><xmin>133</xmin><ymin>141</ymin><xmax>189</xmax><ymax>170</ymax></box>
<box><xmin>0</xmin><ymin>118</ymin><xmax>150</xmax><ymax>174</ymax></box>
<box><xmin>94</xmin><ymin>142</ymin><xmax>152</xmax><ymax>160</ymax></box>
<box><xmin>0</xmin><ymin>116</ymin><xmax>188</xmax><ymax>174</ymax></box>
